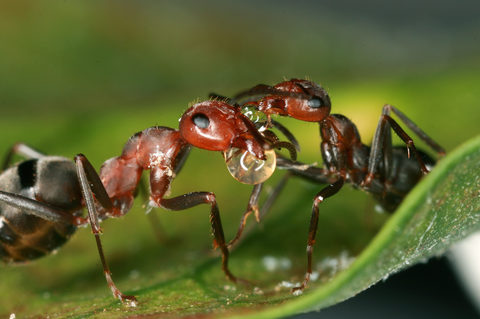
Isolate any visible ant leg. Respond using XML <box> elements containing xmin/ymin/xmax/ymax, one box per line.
<box><xmin>228</xmin><ymin>158</ymin><xmax>332</xmax><ymax>250</ymax></box>
<box><xmin>0</xmin><ymin>191</ymin><xmax>83</xmax><ymax>225</ymax></box>
<box><xmin>387</xmin><ymin>116</ymin><xmax>429</xmax><ymax>172</ymax></box>
<box><xmin>231</xmin><ymin>172</ymin><xmax>298</xmax><ymax>250</ymax></box>
<box><xmin>293</xmin><ymin>179</ymin><xmax>344</xmax><ymax>294</ymax></box>
<box><xmin>1</xmin><ymin>143</ymin><xmax>45</xmax><ymax>171</ymax></box>
<box><xmin>271</xmin><ymin>141</ymin><xmax>297</xmax><ymax>161</ymax></box>
<box><xmin>230</xmin><ymin>84</ymin><xmax>275</xmax><ymax>105</ymax></box>
<box><xmin>271</xmin><ymin>120</ymin><xmax>301</xmax><ymax>152</ymax></box>
<box><xmin>137</xmin><ymin>177</ymin><xmax>169</xmax><ymax>243</ymax></box>
<box><xmin>159</xmin><ymin>192</ymin><xmax>241</xmax><ymax>284</ymax></box>
<box><xmin>74</xmin><ymin>155</ymin><xmax>113</xmax><ymax>219</ymax></box>
<box><xmin>146</xmin><ymin>212</ymin><xmax>168</xmax><ymax>243</ymax></box>
<box><xmin>258</xmin><ymin>128</ymin><xmax>298</xmax><ymax>160</ymax></box>
<box><xmin>172</xmin><ymin>145</ymin><xmax>192</xmax><ymax>176</ymax></box>
<box><xmin>230</xmin><ymin>172</ymin><xmax>298</xmax><ymax>250</ymax></box>
<box><xmin>208</xmin><ymin>93</ymin><xmax>232</xmax><ymax>103</ymax></box>
<box><xmin>364</xmin><ymin>107</ymin><xmax>429</xmax><ymax>186</ymax></box>
<box><xmin>74</xmin><ymin>154</ymin><xmax>137</xmax><ymax>306</ymax></box>
<box><xmin>386</xmin><ymin>105</ymin><xmax>445</xmax><ymax>156</ymax></box>
<box><xmin>144</xmin><ymin>146</ymin><xmax>193</xmax><ymax>242</ymax></box>
<box><xmin>276</xmin><ymin>157</ymin><xmax>335</xmax><ymax>185</ymax></box>
<box><xmin>228</xmin><ymin>183</ymin><xmax>263</xmax><ymax>248</ymax></box>
<box><xmin>259</xmin><ymin>172</ymin><xmax>291</xmax><ymax>222</ymax></box>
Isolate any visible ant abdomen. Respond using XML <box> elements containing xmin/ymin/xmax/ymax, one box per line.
<box><xmin>0</xmin><ymin>157</ymin><xmax>80</xmax><ymax>263</ymax></box>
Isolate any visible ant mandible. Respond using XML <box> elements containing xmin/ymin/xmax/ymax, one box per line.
<box><xmin>212</xmin><ymin>79</ymin><xmax>446</xmax><ymax>293</ymax></box>
<box><xmin>0</xmin><ymin>100</ymin><xmax>279</xmax><ymax>306</ymax></box>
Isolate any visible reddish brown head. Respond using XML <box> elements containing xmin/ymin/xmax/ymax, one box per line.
<box><xmin>179</xmin><ymin>100</ymin><xmax>270</xmax><ymax>160</ymax></box>
<box><xmin>254</xmin><ymin>79</ymin><xmax>331</xmax><ymax>122</ymax></box>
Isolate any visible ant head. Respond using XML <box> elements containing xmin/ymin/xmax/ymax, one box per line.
<box><xmin>179</xmin><ymin>100</ymin><xmax>270</xmax><ymax>160</ymax></box>
<box><xmin>257</xmin><ymin>79</ymin><xmax>331</xmax><ymax>122</ymax></box>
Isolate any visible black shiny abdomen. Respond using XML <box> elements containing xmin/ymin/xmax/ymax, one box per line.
<box><xmin>0</xmin><ymin>157</ymin><xmax>82</xmax><ymax>263</ymax></box>
<box><xmin>372</xmin><ymin>147</ymin><xmax>435</xmax><ymax>212</ymax></box>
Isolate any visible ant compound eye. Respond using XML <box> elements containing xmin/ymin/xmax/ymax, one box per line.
<box><xmin>192</xmin><ymin>113</ymin><xmax>210</xmax><ymax>129</ymax></box>
<box><xmin>308</xmin><ymin>97</ymin><xmax>323</xmax><ymax>108</ymax></box>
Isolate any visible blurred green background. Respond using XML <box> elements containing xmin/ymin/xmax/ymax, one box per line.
<box><xmin>0</xmin><ymin>0</ymin><xmax>479</xmax><ymax>317</ymax></box>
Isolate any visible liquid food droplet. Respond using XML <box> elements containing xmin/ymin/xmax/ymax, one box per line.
<box><xmin>223</xmin><ymin>147</ymin><xmax>276</xmax><ymax>184</ymax></box>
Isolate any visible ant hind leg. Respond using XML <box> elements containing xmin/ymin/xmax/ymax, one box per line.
<box><xmin>386</xmin><ymin>105</ymin><xmax>445</xmax><ymax>156</ymax></box>
<box><xmin>363</xmin><ymin>105</ymin><xmax>433</xmax><ymax>187</ymax></box>
<box><xmin>2</xmin><ymin>142</ymin><xmax>45</xmax><ymax>171</ymax></box>
<box><xmin>292</xmin><ymin>179</ymin><xmax>344</xmax><ymax>294</ymax></box>
<box><xmin>0</xmin><ymin>191</ymin><xmax>82</xmax><ymax>225</ymax></box>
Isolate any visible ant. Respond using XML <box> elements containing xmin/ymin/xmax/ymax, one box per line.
<box><xmin>212</xmin><ymin>79</ymin><xmax>445</xmax><ymax>293</ymax></box>
<box><xmin>0</xmin><ymin>100</ymin><xmax>288</xmax><ymax>306</ymax></box>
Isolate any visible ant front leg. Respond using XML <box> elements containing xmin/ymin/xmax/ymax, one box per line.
<box><xmin>158</xmin><ymin>192</ymin><xmax>243</xmax><ymax>284</ymax></box>
<box><xmin>228</xmin><ymin>183</ymin><xmax>263</xmax><ymax>248</ymax></box>
<box><xmin>293</xmin><ymin>179</ymin><xmax>344</xmax><ymax>294</ymax></box>
<box><xmin>75</xmin><ymin>154</ymin><xmax>138</xmax><ymax>306</ymax></box>
<box><xmin>270</xmin><ymin>120</ymin><xmax>301</xmax><ymax>152</ymax></box>
<box><xmin>230</xmin><ymin>158</ymin><xmax>336</xmax><ymax>248</ymax></box>
<box><xmin>228</xmin><ymin>140</ymin><xmax>298</xmax><ymax>249</ymax></box>
<box><xmin>142</xmin><ymin>145</ymin><xmax>192</xmax><ymax>244</ymax></box>
<box><xmin>136</xmin><ymin>176</ymin><xmax>169</xmax><ymax>244</ymax></box>
<box><xmin>229</xmin><ymin>171</ymin><xmax>301</xmax><ymax>249</ymax></box>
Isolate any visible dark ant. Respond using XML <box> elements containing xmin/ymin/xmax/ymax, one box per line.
<box><xmin>0</xmin><ymin>100</ymin><xmax>286</xmax><ymax>306</ymax></box>
<box><xmin>212</xmin><ymin>79</ymin><xmax>445</xmax><ymax>293</ymax></box>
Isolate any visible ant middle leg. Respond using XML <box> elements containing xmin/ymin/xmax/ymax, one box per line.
<box><xmin>385</xmin><ymin>105</ymin><xmax>445</xmax><ymax>156</ymax></box>
<box><xmin>159</xmin><ymin>192</ymin><xmax>244</xmax><ymax>284</ymax></box>
<box><xmin>293</xmin><ymin>179</ymin><xmax>344</xmax><ymax>294</ymax></box>
<box><xmin>136</xmin><ymin>176</ymin><xmax>170</xmax><ymax>244</ymax></box>
<box><xmin>75</xmin><ymin>154</ymin><xmax>137</xmax><ymax>306</ymax></box>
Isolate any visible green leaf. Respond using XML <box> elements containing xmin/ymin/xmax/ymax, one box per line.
<box><xmin>1</xmin><ymin>133</ymin><xmax>479</xmax><ymax>318</ymax></box>
<box><xmin>244</xmin><ymin>136</ymin><xmax>480</xmax><ymax>318</ymax></box>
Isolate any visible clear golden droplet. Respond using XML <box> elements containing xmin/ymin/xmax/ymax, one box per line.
<box><xmin>224</xmin><ymin>147</ymin><xmax>276</xmax><ymax>184</ymax></box>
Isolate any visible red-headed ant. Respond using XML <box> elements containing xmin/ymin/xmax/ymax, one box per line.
<box><xmin>0</xmin><ymin>100</ymin><xmax>291</xmax><ymax>305</ymax></box>
<box><xmin>212</xmin><ymin>79</ymin><xmax>445</xmax><ymax>293</ymax></box>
